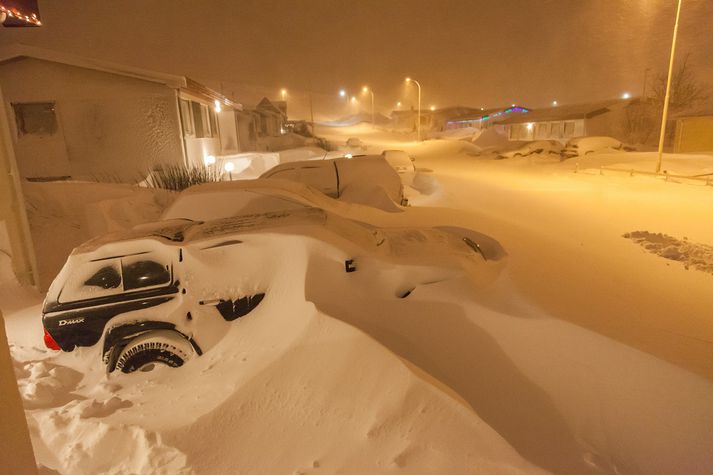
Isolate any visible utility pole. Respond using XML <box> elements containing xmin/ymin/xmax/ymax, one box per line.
<box><xmin>656</xmin><ymin>0</ymin><xmax>683</xmax><ymax>174</ymax></box>
<box><xmin>406</xmin><ymin>77</ymin><xmax>422</xmax><ymax>141</ymax></box>
<box><xmin>362</xmin><ymin>86</ymin><xmax>376</xmax><ymax>127</ymax></box>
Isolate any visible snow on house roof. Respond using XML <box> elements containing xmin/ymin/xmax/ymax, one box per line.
<box><xmin>669</xmin><ymin>103</ymin><xmax>713</xmax><ymax>120</ymax></box>
<box><xmin>498</xmin><ymin>98</ymin><xmax>636</xmax><ymax>125</ymax></box>
<box><xmin>447</xmin><ymin>106</ymin><xmax>529</xmax><ymax>123</ymax></box>
<box><xmin>256</xmin><ymin>97</ymin><xmax>286</xmax><ymax>116</ymax></box>
<box><xmin>0</xmin><ymin>43</ymin><xmax>186</xmax><ymax>88</ymax></box>
<box><xmin>182</xmin><ymin>77</ymin><xmax>242</xmax><ymax>110</ymax></box>
<box><xmin>0</xmin><ymin>43</ymin><xmax>242</xmax><ymax>110</ymax></box>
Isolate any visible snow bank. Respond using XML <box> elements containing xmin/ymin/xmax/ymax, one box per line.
<box><xmin>22</xmin><ymin>182</ymin><xmax>174</xmax><ymax>290</ymax></box>
<box><xmin>472</xmin><ymin>127</ymin><xmax>511</xmax><ymax>149</ymax></box>
<box><xmin>9</xmin><ymin>233</ymin><xmax>540</xmax><ymax>474</ymax></box>
<box><xmin>624</xmin><ymin>231</ymin><xmax>713</xmax><ymax>274</ymax></box>
<box><xmin>407</xmin><ymin>139</ymin><xmax>482</xmax><ymax>160</ymax></box>
<box><xmin>5</xmin><ymin>135</ymin><xmax>713</xmax><ymax>474</ymax></box>
<box><xmin>277</xmin><ymin>145</ymin><xmax>327</xmax><ymax>162</ymax></box>
<box><xmin>218</xmin><ymin>152</ymin><xmax>280</xmax><ymax>179</ymax></box>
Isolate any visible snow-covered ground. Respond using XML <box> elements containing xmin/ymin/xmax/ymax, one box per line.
<box><xmin>2</xmin><ymin>125</ymin><xmax>713</xmax><ymax>474</ymax></box>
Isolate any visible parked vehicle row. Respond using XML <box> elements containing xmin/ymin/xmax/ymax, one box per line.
<box><xmin>41</xmin><ymin>149</ymin><xmax>484</xmax><ymax>376</ymax></box>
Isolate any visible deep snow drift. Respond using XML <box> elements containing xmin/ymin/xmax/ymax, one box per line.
<box><xmin>3</xmin><ymin>128</ymin><xmax>713</xmax><ymax>474</ymax></box>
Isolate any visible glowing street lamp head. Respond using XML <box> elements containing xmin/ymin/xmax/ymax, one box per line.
<box><xmin>430</xmin><ymin>105</ymin><xmax>436</xmax><ymax>111</ymax></box>
<box><xmin>405</xmin><ymin>77</ymin><xmax>411</xmax><ymax>83</ymax></box>
<box><xmin>397</xmin><ymin>101</ymin><xmax>402</xmax><ymax>107</ymax></box>
<box><xmin>350</xmin><ymin>96</ymin><xmax>357</xmax><ymax>104</ymax></box>
<box><xmin>552</xmin><ymin>100</ymin><xmax>558</xmax><ymax>106</ymax></box>
<box><xmin>280</xmin><ymin>88</ymin><xmax>287</xmax><ymax>98</ymax></box>
<box><xmin>362</xmin><ymin>86</ymin><xmax>369</xmax><ymax>93</ymax></box>
<box><xmin>339</xmin><ymin>89</ymin><xmax>346</xmax><ymax>98</ymax></box>
<box><xmin>526</xmin><ymin>122</ymin><xmax>534</xmax><ymax>131</ymax></box>
<box><xmin>622</xmin><ymin>92</ymin><xmax>631</xmax><ymax>99</ymax></box>
<box><xmin>224</xmin><ymin>162</ymin><xmax>235</xmax><ymax>172</ymax></box>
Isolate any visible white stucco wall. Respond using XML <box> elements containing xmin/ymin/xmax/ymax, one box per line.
<box><xmin>0</xmin><ymin>58</ymin><xmax>184</xmax><ymax>182</ymax></box>
<box><xmin>0</xmin><ymin>86</ymin><xmax>36</xmax><ymax>286</ymax></box>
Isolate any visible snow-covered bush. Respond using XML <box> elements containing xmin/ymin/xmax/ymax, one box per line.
<box><xmin>144</xmin><ymin>165</ymin><xmax>221</xmax><ymax>191</ymax></box>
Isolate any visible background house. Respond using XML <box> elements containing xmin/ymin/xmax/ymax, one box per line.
<box><xmin>673</xmin><ymin>110</ymin><xmax>713</xmax><ymax>153</ymax></box>
<box><xmin>254</xmin><ymin>97</ymin><xmax>287</xmax><ymax>137</ymax></box>
<box><xmin>392</xmin><ymin>105</ymin><xmax>529</xmax><ymax>133</ymax></box>
<box><xmin>499</xmin><ymin>98</ymin><xmax>635</xmax><ymax>142</ymax></box>
<box><xmin>0</xmin><ymin>44</ymin><xmax>243</xmax><ymax>182</ymax></box>
<box><xmin>445</xmin><ymin>106</ymin><xmax>530</xmax><ymax>131</ymax></box>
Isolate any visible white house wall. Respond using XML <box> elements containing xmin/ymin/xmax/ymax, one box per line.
<box><xmin>0</xmin><ymin>58</ymin><xmax>183</xmax><ymax>182</ymax></box>
<box><xmin>508</xmin><ymin>119</ymin><xmax>585</xmax><ymax>142</ymax></box>
<box><xmin>217</xmin><ymin>110</ymin><xmax>239</xmax><ymax>154</ymax></box>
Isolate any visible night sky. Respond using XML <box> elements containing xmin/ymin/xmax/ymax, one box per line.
<box><xmin>1</xmin><ymin>0</ymin><xmax>711</xmax><ymax>118</ymax></box>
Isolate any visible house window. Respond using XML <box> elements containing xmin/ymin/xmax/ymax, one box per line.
<box><xmin>550</xmin><ymin>122</ymin><xmax>562</xmax><ymax>138</ymax></box>
<box><xmin>208</xmin><ymin>108</ymin><xmax>218</xmax><ymax>138</ymax></box>
<box><xmin>564</xmin><ymin>121</ymin><xmax>576</xmax><ymax>137</ymax></box>
<box><xmin>13</xmin><ymin>102</ymin><xmax>58</xmax><ymax>137</ymax></box>
<box><xmin>190</xmin><ymin>101</ymin><xmax>212</xmax><ymax>138</ymax></box>
<box><xmin>180</xmin><ymin>99</ymin><xmax>194</xmax><ymax>136</ymax></box>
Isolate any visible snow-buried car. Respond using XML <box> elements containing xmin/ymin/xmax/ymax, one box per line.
<box><xmin>42</xmin><ymin>207</ymin><xmax>492</xmax><ymax>373</ymax></box>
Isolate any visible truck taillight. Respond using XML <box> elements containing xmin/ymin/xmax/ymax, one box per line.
<box><xmin>43</xmin><ymin>328</ymin><xmax>60</xmax><ymax>351</ymax></box>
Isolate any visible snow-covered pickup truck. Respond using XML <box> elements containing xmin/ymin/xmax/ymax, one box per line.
<box><xmin>42</xmin><ymin>207</ymin><xmax>491</xmax><ymax>374</ymax></box>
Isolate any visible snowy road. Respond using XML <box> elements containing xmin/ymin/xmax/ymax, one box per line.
<box><xmin>408</xmin><ymin>152</ymin><xmax>713</xmax><ymax>379</ymax></box>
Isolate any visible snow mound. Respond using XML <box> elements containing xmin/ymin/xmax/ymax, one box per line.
<box><xmin>278</xmin><ymin>145</ymin><xmax>327</xmax><ymax>163</ymax></box>
<box><xmin>31</xmin><ymin>409</ymin><xmax>189</xmax><ymax>475</ymax></box>
<box><xmin>408</xmin><ymin>139</ymin><xmax>482</xmax><ymax>160</ymax></box>
<box><xmin>12</xmin><ymin>234</ymin><xmax>539</xmax><ymax>474</ymax></box>
<box><xmin>22</xmin><ymin>182</ymin><xmax>173</xmax><ymax>290</ymax></box>
<box><xmin>624</xmin><ymin>231</ymin><xmax>713</xmax><ymax>274</ymax></box>
<box><xmin>472</xmin><ymin>127</ymin><xmax>511</xmax><ymax>149</ymax></box>
<box><xmin>321</xmin><ymin>112</ymin><xmax>391</xmax><ymax>127</ymax></box>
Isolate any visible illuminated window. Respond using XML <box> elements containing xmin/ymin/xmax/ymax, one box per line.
<box><xmin>564</xmin><ymin>121</ymin><xmax>576</xmax><ymax>137</ymax></box>
<box><xmin>13</xmin><ymin>102</ymin><xmax>57</xmax><ymax>137</ymax></box>
<box><xmin>209</xmin><ymin>108</ymin><xmax>218</xmax><ymax>137</ymax></box>
<box><xmin>179</xmin><ymin>99</ymin><xmax>194</xmax><ymax>136</ymax></box>
<box><xmin>190</xmin><ymin>101</ymin><xmax>211</xmax><ymax>138</ymax></box>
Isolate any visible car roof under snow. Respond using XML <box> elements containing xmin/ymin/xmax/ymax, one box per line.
<box><xmin>74</xmin><ymin>207</ymin><xmax>340</xmax><ymax>254</ymax></box>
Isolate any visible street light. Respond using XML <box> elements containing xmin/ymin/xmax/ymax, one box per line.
<box><xmin>339</xmin><ymin>89</ymin><xmax>346</xmax><ymax>98</ymax></box>
<box><xmin>656</xmin><ymin>0</ymin><xmax>683</xmax><ymax>174</ymax></box>
<box><xmin>622</xmin><ymin>92</ymin><xmax>631</xmax><ymax>100</ymax></box>
<box><xmin>362</xmin><ymin>86</ymin><xmax>375</xmax><ymax>126</ymax></box>
<box><xmin>552</xmin><ymin>100</ymin><xmax>558</xmax><ymax>106</ymax></box>
<box><xmin>405</xmin><ymin>77</ymin><xmax>422</xmax><ymax>141</ymax></box>
<box><xmin>396</xmin><ymin>101</ymin><xmax>402</xmax><ymax>108</ymax></box>
<box><xmin>430</xmin><ymin>105</ymin><xmax>436</xmax><ymax>111</ymax></box>
<box><xmin>280</xmin><ymin>88</ymin><xmax>287</xmax><ymax>100</ymax></box>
